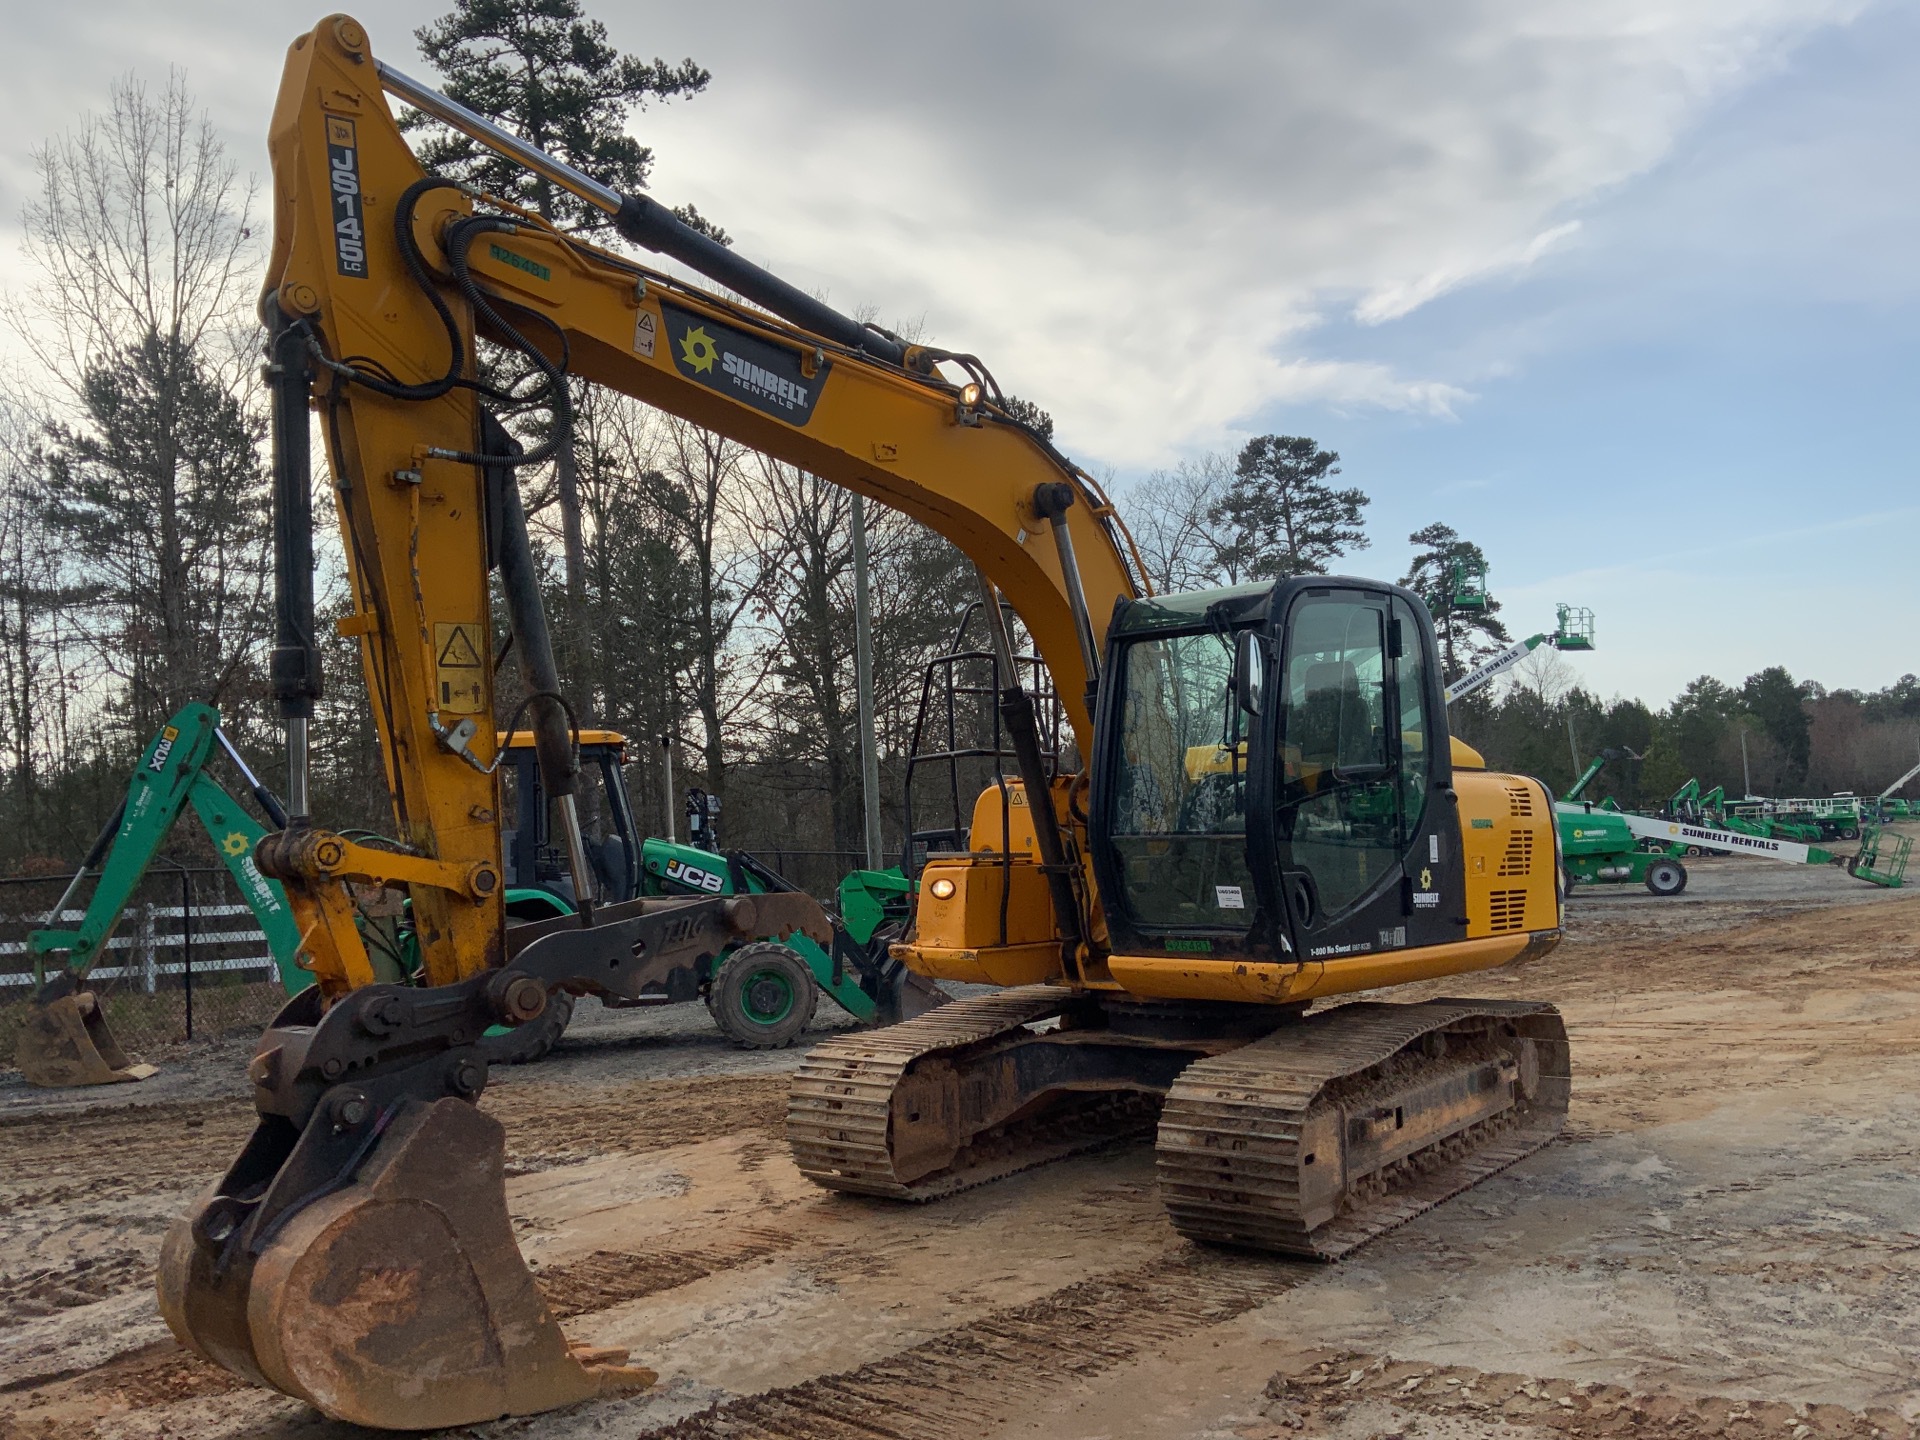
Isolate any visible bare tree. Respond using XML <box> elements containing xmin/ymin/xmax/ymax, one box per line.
<box><xmin>1508</xmin><ymin>647</ymin><xmax>1576</xmax><ymax>709</ymax></box>
<box><xmin>653</xmin><ymin>415</ymin><xmax>763</xmax><ymax>796</ymax></box>
<box><xmin>1123</xmin><ymin>454</ymin><xmax>1232</xmax><ymax>594</ymax></box>
<box><xmin>8</xmin><ymin>73</ymin><xmax>267</xmax><ymax>741</ymax></box>
<box><xmin>9</xmin><ymin>72</ymin><xmax>257</xmax><ymax>399</ymax></box>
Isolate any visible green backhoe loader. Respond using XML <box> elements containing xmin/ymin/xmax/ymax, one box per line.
<box><xmin>16</xmin><ymin>704</ymin><xmax>304</xmax><ymax>1086</ymax></box>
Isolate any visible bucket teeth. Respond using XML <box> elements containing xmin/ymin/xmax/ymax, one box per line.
<box><xmin>15</xmin><ymin>990</ymin><xmax>158</xmax><ymax>1087</ymax></box>
<box><xmin>158</xmin><ymin>1097</ymin><xmax>652</xmax><ymax>1430</ymax></box>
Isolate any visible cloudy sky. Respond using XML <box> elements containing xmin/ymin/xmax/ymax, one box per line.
<box><xmin>2</xmin><ymin>1</ymin><xmax>1914</xmax><ymax>705</ymax></box>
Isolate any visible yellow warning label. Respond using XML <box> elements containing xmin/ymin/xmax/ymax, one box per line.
<box><xmin>434</xmin><ymin>622</ymin><xmax>486</xmax><ymax>715</ymax></box>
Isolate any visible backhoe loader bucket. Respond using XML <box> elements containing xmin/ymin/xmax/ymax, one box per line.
<box><xmin>15</xmin><ymin>975</ymin><xmax>157</xmax><ymax>1087</ymax></box>
<box><xmin>157</xmin><ymin>1095</ymin><xmax>653</xmax><ymax>1429</ymax></box>
<box><xmin>873</xmin><ymin>962</ymin><xmax>949</xmax><ymax>1027</ymax></box>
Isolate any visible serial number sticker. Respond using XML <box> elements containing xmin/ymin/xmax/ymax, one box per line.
<box><xmin>1214</xmin><ymin>885</ymin><xmax>1245</xmax><ymax>909</ymax></box>
<box><xmin>326</xmin><ymin>116</ymin><xmax>367</xmax><ymax>278</ymax></box>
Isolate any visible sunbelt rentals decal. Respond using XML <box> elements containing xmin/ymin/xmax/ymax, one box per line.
<box><xmin>660</xmin><ymin>303</ymin><xmax>829</xmax><ymax>425</ymax></box>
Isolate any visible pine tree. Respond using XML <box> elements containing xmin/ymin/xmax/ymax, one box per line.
<box><xmin>40</xmin><ymin>329</ymin><xmax>270</xmax><ymax>740</ymax></box>
<box><xmin>1400</xmin><ymin>522</ymin><xmax>1512</xmax><ymax>679</ymax></box>
<box><xmin>408</xmin><ymin>0</ymin><xmax>723</xmax><ymax>238</ymax></box>
<box><xmin>1209</xmin><ymin>435</ymin><xmax>1368</xmax><ymax>582</ymax></box>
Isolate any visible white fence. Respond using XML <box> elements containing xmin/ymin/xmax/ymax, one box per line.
<box><xmin>0</xmin><ymin>903</ymin><xmax>277</xmax><ymax>991</ymax></box>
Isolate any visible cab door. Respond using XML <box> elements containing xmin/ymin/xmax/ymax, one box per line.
<box><xmin>1259</xmin><ymin>584</ymin><xmax>1460</xmax><ymax>963</ymax></box>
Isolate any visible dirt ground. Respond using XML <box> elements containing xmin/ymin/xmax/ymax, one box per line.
<box><xmin>2</xmin><ymin>855</ymin><xmax>1917</xmax><ymax>1440</ymax></box>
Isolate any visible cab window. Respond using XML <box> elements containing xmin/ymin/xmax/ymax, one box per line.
<box><xmin>1107</xmin><ymin>629</ymin><xmax>1255</xmax><ymax>930</ymax></box>
<box><xmin>1393</xmin><ymin>598</ymin><xmax>1431</xmax><ymax>839</ymax></box>
<box><xmin>1275</xmin><ymin>595</ymin><xmax>1397</xmax><ymax>919</ymax></box>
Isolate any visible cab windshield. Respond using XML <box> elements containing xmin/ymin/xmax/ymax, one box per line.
<box><xmin>1106</xmin><ymin>628</ymin><xmax>1255</xmax><ymax>930</ymax></box>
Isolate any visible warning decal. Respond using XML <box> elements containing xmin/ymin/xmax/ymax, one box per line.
<box><xmin>434</xmin><ymin>622</ymin><xmax>486</xmax><ymax>715</ymax></box>
<box><xmin>634</xmin><ymin>309</ymin><xmax>657</xmax><ymax>357</ymax></box>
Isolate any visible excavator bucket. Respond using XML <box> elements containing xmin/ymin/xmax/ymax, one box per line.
<box><xmin>15</xmin><ymin>976</ymin><xmax>157</xmax><ymax>1087</ymax></box>
<box><xmin>157</xmin><ymin>1095</ymin><xmax>653</xmax><ymax>1429</ymax></box>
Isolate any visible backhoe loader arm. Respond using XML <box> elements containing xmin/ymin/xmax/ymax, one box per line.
<box><xmin>17</xmin><ymin>703</ymin><xmax>305</xmax><ymax>1088</ymax></box>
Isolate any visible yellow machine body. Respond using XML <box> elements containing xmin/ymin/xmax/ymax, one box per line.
<box><xmin>160</xmin><ymin>16</ymin><xmax>1571</xmax><ymax>1428</ymax></box>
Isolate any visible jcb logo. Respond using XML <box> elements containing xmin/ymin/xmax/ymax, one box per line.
<box><xmin>148</xmin><ymin>726</ymin><xmax>179</xmax><ymax>772</ymax></box>
<box><xmin>664</xmin><ymin>858</ymin><xmax>724</xmax><ymax>894</ymax></box>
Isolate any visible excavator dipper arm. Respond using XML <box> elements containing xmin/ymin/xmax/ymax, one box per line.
<box><xmin>159</xmin><ymin>17</ymin><xmax>864</xmax><ymax>1426</ymax></box>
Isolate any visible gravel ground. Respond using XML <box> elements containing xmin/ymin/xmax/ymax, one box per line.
<box><xmin>0</xmin><ymin>854</ymin><xmax>1915</xmax><ymax>1439</ymax></box>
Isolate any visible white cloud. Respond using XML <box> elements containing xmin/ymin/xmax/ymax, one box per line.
<box><xmin>620</xmin><ymin>0</ymin><xmax>1868</xmax><ymax>463</ymax></box>
<box><xmin>0</xmin><ymin>0</ymin><xmax>1874</xmax><ymax>468</ymax></box>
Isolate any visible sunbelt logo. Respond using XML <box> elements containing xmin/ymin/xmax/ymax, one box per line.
<box><xmin>661</xmin><ymin>303</ymin><xmax>830</xmax><ymax>426</ymax></box>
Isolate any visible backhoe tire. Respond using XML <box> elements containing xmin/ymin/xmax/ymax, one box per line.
<box><xmin>1644</xmin><ymin>859</ymin><xmax>1688</xmax><ymax>897</ymax></box>
<box><xmin>710</xmin><ymin>942</ymin><xmax>818</xmax><ymax>1050</ymax></box>
<box><xmin>490</xmin><ymin>991</ymin><xmax>575</xmax><ymax>1065</ymax></box>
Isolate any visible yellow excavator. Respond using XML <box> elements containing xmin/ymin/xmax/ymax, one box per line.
<box><xmin>158</xmin><ymin>15</ymin><xmax>1569</xmax><ymax>1429</ymax></box>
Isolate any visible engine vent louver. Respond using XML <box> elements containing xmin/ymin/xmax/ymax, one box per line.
<box><xmin>1497</xmin><ymin>830</ymin><xmax>1534</xmax><ymax>877</ymax></box>
<box><xmin>1488</xmin><ymin>889</ymin><xmax>1528</xmax><ymax>933</ymax></box>
<box><xmin>1505</xmin><ymin>785</ymin><xmax>1534</xmax><ymax>817</ymax></box>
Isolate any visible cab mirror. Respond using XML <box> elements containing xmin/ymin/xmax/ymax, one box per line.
<box><xmin>1233</xmin><ymin>630</ymin><xmax>1263</xmax><ymax>716</ymax></box>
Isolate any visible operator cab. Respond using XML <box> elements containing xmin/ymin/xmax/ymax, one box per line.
<box><xmin>1090</xmin><ymin>579</ymin><xmax>1460</xmax><ymax>966</ymax></box>
<box><xmin>499</xmin><ymin>730</ymin><xmax>642</xmax><ymax>907</ymax></box>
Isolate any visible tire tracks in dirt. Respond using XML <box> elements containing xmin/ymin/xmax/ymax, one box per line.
<box><xmin>1258</xmin><ymin>1351</ymin><xmax>1913</xmax><ymax>1439</ymax></box>
<box><xmin>0</xmin><ymin>1250</ymin><xmax>149</xmax><ymax>1327</ymax></box>
<box><xmin>645</xmin><ymin>1250</ymin><xmax>1312</xmax><ymax>1440</ymax></box>
<box><xmin>536</xmin><ymin>1226</ymin><xmax>799</xmax><ymax>1320</ymax></box>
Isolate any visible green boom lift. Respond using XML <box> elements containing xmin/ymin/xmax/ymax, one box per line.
<box><xmin>1555</xmin><ymin>749</ymin><xmax>1690</xmax><ymax>895</ymax></box>
<box><xmin>14</xmin><ymin>703</ymin><xmax>303</xmax><ymax>1087</ymax></box>
<box><xmin>1443</xmin><ymin>604</ymin><xmax>1595</xmax><ymax>704</ymax></box>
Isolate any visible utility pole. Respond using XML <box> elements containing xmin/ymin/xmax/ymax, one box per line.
<box><xmin>1566</xmin><ymin>715</ymin><xmax>1580</xmax><ymax>783</ymax></box>
<box><xmin>659</xmin><ymin>732</ymin><xmax>676</xmax><ymax>843</ymax></box>
<box><xmin>1740</xmin><ymin>728</ymin><xmax>1752</xmax><ymax>798</ymax></box>
<box><xmin>851</xmin><ymin>495</ymin><xmax>884</xmax><ymax>868</ymax></box>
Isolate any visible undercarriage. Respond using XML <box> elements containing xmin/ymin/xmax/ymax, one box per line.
<box><xmin>790</xmin><ymin>988</ymin><xmax>1569</xmax><ymax>1257</ymax></box>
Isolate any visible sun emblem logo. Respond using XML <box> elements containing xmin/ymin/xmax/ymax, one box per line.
<box><xmin>678</xmin><ymin>325</ymin><xmax>719</xmax><ymax>374</ymax></box>
<box><xmin>222</xmin><ymin>831</ymin><xmax>250</xmax><ymax>857</ymax></box>
<box><xmin>1419</xmin><ymin>867</ymin><xmax>1432</xmax><ymax>890</ymax></box>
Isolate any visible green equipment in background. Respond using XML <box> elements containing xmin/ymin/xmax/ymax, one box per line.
<box><xmin>1556</xmin><ymin>748</ymin><xmax>1690</xmax><ymax>896</ymax></box>
<box><xmin>14</xmin><ymin>703</ymin><xmax>303</xmax><ymax>1086</ymax></box>
<box><xmin>500</xmin><ymin>733</ymin><xmax>943</xmax><ymax>1053</ymax></box>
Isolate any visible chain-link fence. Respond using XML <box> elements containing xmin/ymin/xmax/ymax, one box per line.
<box><xmin>1</xmin><ymin>865</ymin><xmax>290</xmax><ymax>1069</ymax></box>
